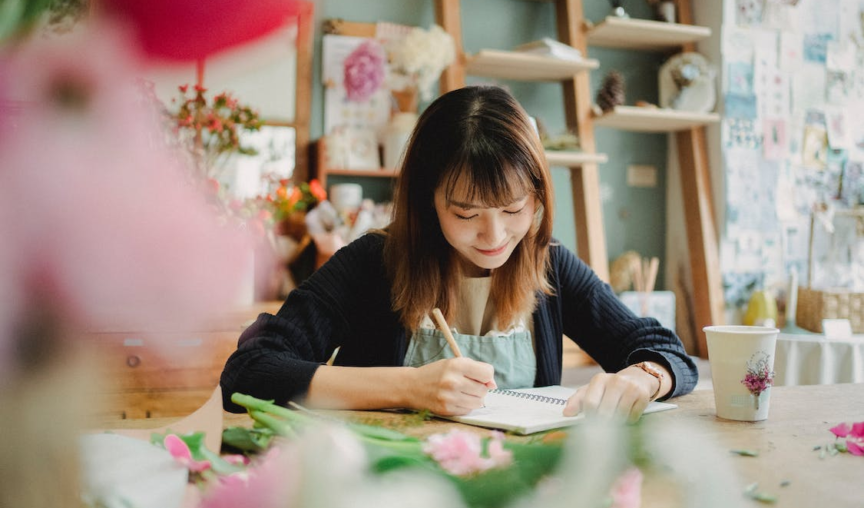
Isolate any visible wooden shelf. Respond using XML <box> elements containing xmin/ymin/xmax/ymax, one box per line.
<box><xmin>322</xmin><ymin>168</ymin><xmax>398</xmax><ymax>179</ymax></box>
<box><xmin>544</xmin><ymin>150</ymin><xmax>607</xmax><ymax>166</ymax></box>
<box><xmin>592</xmin><ymin>106</ymin><xmax>719</xmax><ymax>132</ymax></box>
<box><xmin>586</xmin><ymin>17</ymin><xmax>711</xmax><ymax>51</ymax></box>
<box><xmin>465</xmin><ymin>49</ymin><xmax>599</xmax><ymax>81</ymax></box>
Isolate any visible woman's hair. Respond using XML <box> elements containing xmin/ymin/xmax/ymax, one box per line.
<box><xmin>383</xmin><ymin>86</ymin><xmax>554</xmax><ymax>330</ymax></box>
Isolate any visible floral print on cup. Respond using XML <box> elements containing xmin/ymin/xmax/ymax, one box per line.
<box><xmin>741</xmin><ymin>351</ymin><xmax>774</xmax><ymax>409</ymax></box>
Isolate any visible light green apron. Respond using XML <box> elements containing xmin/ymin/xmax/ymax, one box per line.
<box><xmin>403</xmin><ymin>326</ymin><xmax>537</xmax><ymax>389</ymax></box>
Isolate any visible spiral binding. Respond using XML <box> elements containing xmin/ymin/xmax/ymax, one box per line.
<box><xmin>489</xmin><ymin>389</ymin><xmax>567</xmax><ymax>406</ymax></box>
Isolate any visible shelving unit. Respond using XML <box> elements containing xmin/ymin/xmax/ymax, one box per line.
<box><xmin>593</xmin><ymin>106</ymin><xmax>720</xmax><ymax>132</ymax></box>
<box><xmin>465</xmin><ymin>50</ymin><xmax>598</xmax><ymax>81</ymax></box>
<box><xmin>544</xmin><ymin>150</ymin><xmax>608</xmax><ymax>166</ymax></box>
<box><xmin>436</xmin><ymin>0</ymin><xmax>722</xmax><ymax>357</ymax></box>
<box><xmin>586</xmin><ymin>16</ymin><xmax>711</xmax><ymax>51</ymax></box>
<box><xmin>315</xmin><ymin>139</ymin><xmax>605</xmax><ymax>186</ymax></box>
<box><xmin>314</xmin><ymin>138</ymin><xmax>398</xmax><ymax>187</ymax></box>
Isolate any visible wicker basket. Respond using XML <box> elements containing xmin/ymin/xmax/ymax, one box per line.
<box><xmin>797</xmin><ymin>287</ymin><xmax>864</xmax><ymax>333</ymax></box>
<box><xmin>796</xmin><ymin>208</ymin><xmax>864</xmax><ymax>333</ymax></box>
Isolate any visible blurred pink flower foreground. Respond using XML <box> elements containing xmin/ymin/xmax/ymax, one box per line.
<box><xmin>0</xmin><ymin>22</ymin><xmax>251</xmax><ymax>373</ymax></box>
<box><xmin>423</xmin><ymin>429</ymin><xmax>512</xmax><ymax>476</ymax></box>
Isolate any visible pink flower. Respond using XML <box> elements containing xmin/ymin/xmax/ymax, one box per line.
<box><xmin>829</xmin><ymin>421</ymin><xmax>864</xmax><ymax>457</ymax></box>
<box><xmin>423</xmin><ymin>430</ymin><xmax>513</xmax><ymax>476</ymax></box>
<box><xmin>609</xmin><ymin>468</ymin><xmax>643</xmax><ymax>508</ymax></box>
<box><xmin>343</xmin><ymin>40</ymin><xmax>386</xmax><ymax>102</ymax></box>
<box><xmin>164</xmin><ymin>434</ymin><xmax>212</xmax><ymax>473</ymax></box>
<box><xmin>830</xmin><ymin>423</ymin><xmax>852</xmax><ymax>438</ymax></box>
<box><xmin>828</xmin><ymin>422</ymin><xmax>864</xmax><ymax>456</ymax></box>
<box><xmin>0</xmin><ymin>23</ymin><xmax>251</xmax><ymax>376</ymax></box>
<box><xmin>199</xmin><ymin>446</ymin><xmax>298</xmax><ymax>508</ymax></box>
<box><xmin>848</xmin><ymin>442</ymin><xmax>864</xmax><ymax>456</ymax></box>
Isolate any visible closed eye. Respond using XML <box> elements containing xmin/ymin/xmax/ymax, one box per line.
<box><xmin>504</xmin><ymin>206</ymin><xmax>526</xmax><ymax>216</ymax></box>
<box><xmin>455</xmin><ymin>213</ymin><xmax>478</xmax><ymax>221</ymax></box>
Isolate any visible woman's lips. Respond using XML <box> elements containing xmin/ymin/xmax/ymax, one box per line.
<box><xmin>475</xmin><ymin>242</ymin><xmax>508</xmax><ymax>256</ymax></box>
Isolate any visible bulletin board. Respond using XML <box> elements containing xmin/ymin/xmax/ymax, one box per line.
<box><xmin>720</xmin><ymin>0</ymin><xmax>864</xmax><ymax>308</ymax></box>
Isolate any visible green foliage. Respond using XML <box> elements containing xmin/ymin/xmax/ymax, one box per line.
<box><xmin>229</xmin><ymin>393</ymin><xmax>567</xmax><ymax>508</ymax></box>
<box><xmin>0</xmin><ymin>0</ymin><xmax>52</xmax><ymax>42</ymax></box>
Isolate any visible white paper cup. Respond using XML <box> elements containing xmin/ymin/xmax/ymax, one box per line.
<box><xmin>704</xmin><ymin>325</ymin><xmax>779</xmax><ymax>421</ymax></box>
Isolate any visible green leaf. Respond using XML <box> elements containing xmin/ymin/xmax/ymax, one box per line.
<box><xmin>221</xmin><ymin>426</ymin><xmax>275</xmax><ymax>453</ymax></box>
<box><xmin>744</xmin><ymin>483</ymin><xmax>777</xmax><ymax>504</ymax></box>
<box><xmin>372</xmin><ymin>454</ymin><xmax>438</xmax><ymax>474</ymax></box>
<box><xmin>198</xmin><ymin>446</ymin><xmax>246</xmax><ymax>475</ymax></box>
<box><xmin>730</xmin><ymin>449</ymin><xmax>759</xmax><ymax>457</ymax></box>
<box><xmin>347</xmin><ymin>422</ymin><xmax>420</xmax><ymax>442</ymax></box>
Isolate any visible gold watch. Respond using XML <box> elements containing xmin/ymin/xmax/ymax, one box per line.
<box><xmin>633</xmin><ymin>361</ymin><xmax>664</xmax><ymax>401</ymax></box>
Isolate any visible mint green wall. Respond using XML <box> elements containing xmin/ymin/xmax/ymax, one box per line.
<box><xmin>312</xmin><ymin>0</ymin><xmax>669</xmax><ymax>287</ymax></box>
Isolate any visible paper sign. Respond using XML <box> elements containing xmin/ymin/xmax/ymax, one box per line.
<box><xmin>822</xmin><ymin>319</ymin><xmax>853</xmax><ymax>338</ymax></box>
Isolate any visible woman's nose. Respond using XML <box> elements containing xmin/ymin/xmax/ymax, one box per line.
<box><xmin>479</xmin><ymin>215</ymin><xmax>506</xmax><ymax>245</ymax></box>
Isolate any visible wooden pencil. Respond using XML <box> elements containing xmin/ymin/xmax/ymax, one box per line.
<box><xmin>431</xmin><ymin>308</ymin><xmax>463</xmax><ymax>358</ymax></box>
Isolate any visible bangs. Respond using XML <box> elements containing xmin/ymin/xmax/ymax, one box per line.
<box><xmin>440</xmin><ymin>146</ymin><xmax>537</xmax><ymax>208</ymax></box>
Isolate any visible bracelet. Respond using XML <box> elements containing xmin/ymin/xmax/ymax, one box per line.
<box><xmin>633</xmin><ymin>361</ymin><xmax>664</xmax><ymax>401</ymax></box>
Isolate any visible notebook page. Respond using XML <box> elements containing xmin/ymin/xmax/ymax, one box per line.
<box><xmin>445</xmin><ymin>385</ymin><xmax>678</xmax><ymax>435</ymax></box>
<box><xmin>449</xmin><ymin>389</ymin><xmax>582</xmax><ymax>434</ymax></box>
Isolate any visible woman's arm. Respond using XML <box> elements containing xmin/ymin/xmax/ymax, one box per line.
<box><xmin>221</xmin><ymin>234</ymin><xmax>393</xmax><ymax>412</ymax></box>
<box><xmin>306</xmin><ymin>357</ymin><xmax>496</xmax><ymax>415</ymax></box>
<box><xmin>551</xmin><ymin>244</ymin><xmax>697</xmax><ymax>419</ymax></box>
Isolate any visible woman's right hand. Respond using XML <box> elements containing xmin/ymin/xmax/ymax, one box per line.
<box><xmin>409</xmin><ymin>358</ymin><xmax>496</xmax><ymax>416</ymax></box>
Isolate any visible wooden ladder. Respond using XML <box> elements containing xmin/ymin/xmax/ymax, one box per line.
<box><xmin>434</xmin><ymin>0</ymin><xmax>723</xmax><ymax>356</ymax></box>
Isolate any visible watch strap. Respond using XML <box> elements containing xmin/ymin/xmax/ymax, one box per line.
<box><xmin>634</xmin><ymin>361</ymin><xmax>664</xmax><ymax>401</ymax></box>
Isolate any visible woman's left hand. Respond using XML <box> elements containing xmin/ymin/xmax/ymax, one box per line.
<box><xmin>562</xmin><ymin>366</ymin><xmax>666</xmax><ymax>423</ymax></box>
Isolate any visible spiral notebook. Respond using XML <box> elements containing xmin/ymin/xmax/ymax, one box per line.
<box><xmin>442</xmin><ymin>385</ymin><xmax>677</xmax><ymax>435</ymax></box>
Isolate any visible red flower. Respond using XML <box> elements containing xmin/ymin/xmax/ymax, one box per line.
<box><xmin>100</xmin><ymin>0</ymin><xmax>311</xmax><ymax>62</ymax></box>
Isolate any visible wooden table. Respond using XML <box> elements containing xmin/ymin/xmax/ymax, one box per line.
<box><xmin>108</xmin><ymin>384</ymin><xmax>864</xmax><ymax>508</ymax></box>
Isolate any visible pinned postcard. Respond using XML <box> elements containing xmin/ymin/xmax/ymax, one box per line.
<box><xmin>736</xmin><ymin>0</ymin><xmax>764</xmax><ymax>27</ymax></box>
<box><xmin>792</xmin><ymin>67</ymin><xmax>826</xmax><ymax>115</ymax></box>
<box><xmin>759</xmin><ymin>65</ymin><xmax>790</xmax><ymax>118</ymax></box>
<box><xmin>778</xmin><ymin>32</ymin><xmax>802</xmax><ymax>72</ymax></box>
<box><xmin>826</xmin><ymin>42</ymin><xmax>855</xmax><ymax>72</ymax></box>
<box><xmin>724</xmin><ymin>118</ymin><xmax>761</xmax><ymax>149</ymax></box>
<box><xmin>728</xmin><ymin>62</ymin><xmax>755</xmax><ymax>95</ymax></box>
<box><xmin>825</xmin><ymin>108</ymin><xmax>851</xmax><ymax>149</ymax></box>
<box><xmin>826</xmin><ymin>70</ymin><xmax>851</xmax><ymax>104</ymax></box>
<box><xmin>803</xmin><ymin>33</ymin><xmax>832</xmax><ymax>64</ymax></box>
<box><xmin>763</xmin><ymin>118</ymin><xmax>787</xmax><ymax>160</ymax></box>
<box><xmin>802</xmin><ymin>124</ymin><xmax>829</xmax><ymax>170</ymax></box>
<box><xmin>725</xmin><ymin>93</ymin><xmax>758</xmax><ymax>119</ymax></box>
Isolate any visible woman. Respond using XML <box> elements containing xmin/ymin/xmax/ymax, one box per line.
<box><xmin>221</xmin><ymin>86</ymin><xmax>697</xmax><ymax>421</ymax></box>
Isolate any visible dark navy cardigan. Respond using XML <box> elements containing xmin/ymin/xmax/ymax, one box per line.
<box><xmin>221</xmin><ymin>233</ymin><xmax>698</xmax><ymax>412</ymax></box>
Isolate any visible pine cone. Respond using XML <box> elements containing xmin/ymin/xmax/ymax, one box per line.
<box><xmin>596</xmin><ymin>71</ymin><xmax>625</xmax><ymax>112</ymax></box>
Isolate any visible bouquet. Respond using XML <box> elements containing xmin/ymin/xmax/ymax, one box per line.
<box><xmin>169</xmin><ymin>84</ymin><xmax>264</xmax><ymax>175</ymax></box>
<box><xmin>386</xmin><ymin>25</ymin><xmax>455</xmax><ymax>101</ymax></box>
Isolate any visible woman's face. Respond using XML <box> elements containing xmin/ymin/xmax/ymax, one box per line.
<box><xmin>434</xmin><ymin>180</ymin><xmax>536</xmax><ymax>277</ymax></box>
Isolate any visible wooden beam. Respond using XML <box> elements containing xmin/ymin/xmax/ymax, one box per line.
<box><xmin>677</xmin><ymin>128</ymin><xmax>724</xmax><ymax>356</ymax></box>
<box><xmin>293</xmin><ymin>3</ymin><xmax>314</xmax><ymax>183</ymax></box>
<box><xmin>674</xmin><ymin>0</ymin><xmax>723</xmax><ymax>356</ymax></box>
<box><xmin>321</xmin><ymin>19</ymin><xmax>376</xmax><ymax>37</ymax></box>
<box><xmin>435</xmin><ymin>0</ymin><xmax>466</xmax><ymax>92</ymax></box>
<box><xmin>556</xmin><ymin>0</ymin><xmax>609</xmax><ymax>282</ymax></box>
